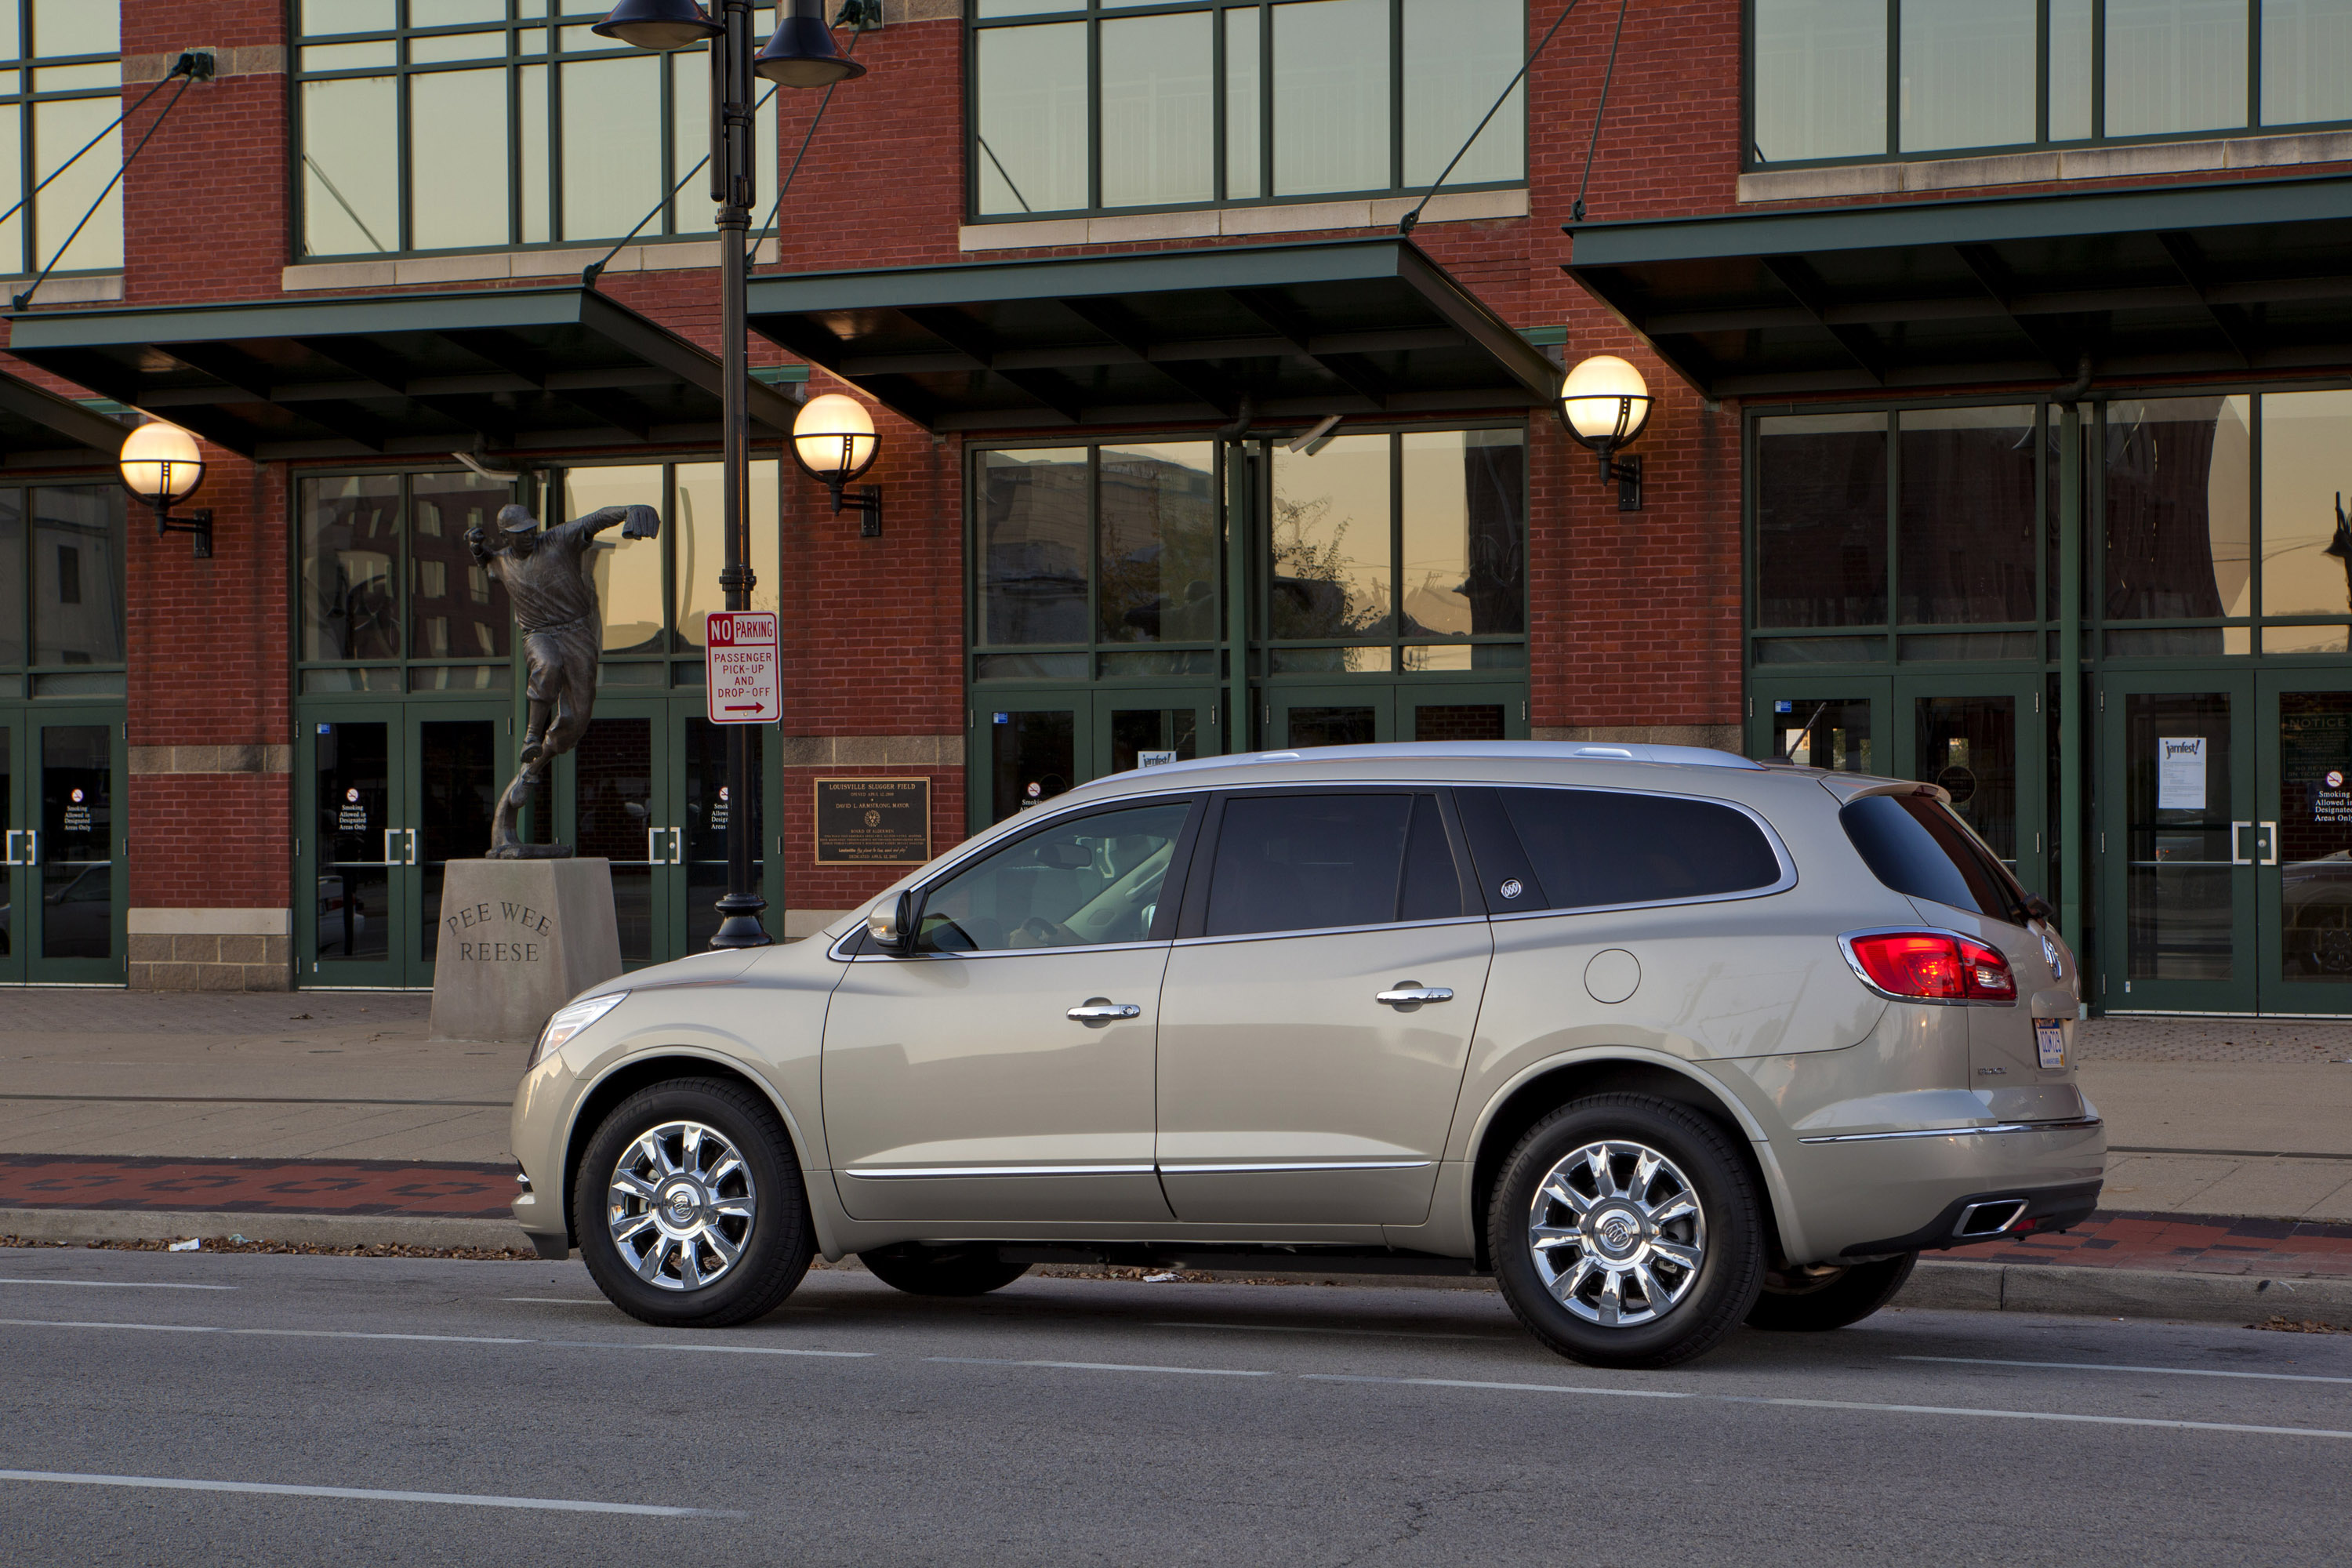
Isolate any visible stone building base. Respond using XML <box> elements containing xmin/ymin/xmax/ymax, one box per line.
<box><xmin>127</xmin><ymin>909</ymin><xmax>293</xmax><ymax>992</ymax></box>
<box><xmin>1534</xmin><ymin>725</ymin><xmax>1744</xmax><ymax>752</ymax></box>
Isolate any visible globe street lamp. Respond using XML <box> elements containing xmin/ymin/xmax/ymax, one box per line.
<box><xmin>593</xmin><ymin>0</ymin><xmax>871</xmax><ymax>948</ymax></box>
<box><xmin>790</xmin><ymin>391</ymin><xmax>881</xmax><ymax>535</ymax></box>
<box><xmin>118</xmin><ymin>419</ymin><xmax>212</xmax><ymax>558</ymax></box>
<box><xmin>1559</xmin><ymin>353</ymin><xmax>1652</xmax><ymax>512</ymax></box>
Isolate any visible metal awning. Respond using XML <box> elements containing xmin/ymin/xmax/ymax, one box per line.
<box><xmin>745</xmin><ymin>238</ymin><xmax>1560</xmax><ymax>432</ymax></box>
<box><xmin>1563</xmin><ymin>173</ymin><xmax>2352</xmax><ymax>397</ymax></box>
<box><xmin>4</xmin><ymin>287</ymin><xmax>801</xmax><ymax>461</ymax></box>
<box><xmin>0</xmin><ymin>372</ymin><xmax>129</xmax><ymax>467</ymax></box>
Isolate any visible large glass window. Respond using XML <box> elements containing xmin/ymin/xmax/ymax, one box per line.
<box><xmin>1750</xmin><ymin>0</ymin><xmax>2349</xmax><ymax>165</ymax></box>
<box><xmin>1754</xmin><ymin>413</ymin><xmax>1888</xmax><ymax>629</ymax></box>
<box><xmin>0</xmin><ymin>3</ymin><xmax>122</xmax><ymax>275</ymax></box>
<box><xmin>2103</xmin><ymin>397</ymin><xmax>2252</xmax><ymax>624</ymax></box>
<box><xmin>294</xmin><ymin>2</ymin><xmax>779</xmax><ymax>259</ymax></box>
<box><xmin>1897</xmin><ymin>407</ymin><xmax>2037</xmax><ymax>624</ymax></box>
<box><xmin>971</xmin><ymin>0</ymin><xmax>1525</xmax><ymax>220</ymax></box>
<box><xmin>0</xmin><ymin>483</ymin><xmax>124</xmax><ymax>683</ymax></box>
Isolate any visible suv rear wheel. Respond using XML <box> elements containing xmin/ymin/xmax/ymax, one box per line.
<box><xmin>858</xmin><ymin>1243</ymin><xmax>1032</xmax><ymax>1298</ymax></box>
<box><xmin>1488</xmin><ymin>1094</ymin><xmax>1763</xmax><ymax>1369</ymax></box>
<box><xmin>575</xmin><ymin>1077</ymin><xmax>812</xmax><ymax>1328</ymax></box>
<box><xmin>1745</xmin><ymin>1254</ymin><xmax>1917</xmax><ymax>1332</ymax></box>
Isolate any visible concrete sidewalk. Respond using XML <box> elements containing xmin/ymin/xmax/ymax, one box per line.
<box><xmin>2</xmin><ymin>991</ymin><xmax>2348</xmax><ymax>1220</ymax></box>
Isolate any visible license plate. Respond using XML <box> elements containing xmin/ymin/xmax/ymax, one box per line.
<box><xmin>2035</xmin><ymin>1019</ymin><xmax>2066</xmax><ymax>1069</ymax></box>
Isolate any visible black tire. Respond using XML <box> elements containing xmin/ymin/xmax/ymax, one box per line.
<box><xmin>1487</xmin><ymin>1093</ymin><xmax>1763</xmax><ymax>1370</ymax></box>
<box><xmin>858</xmin><ymin>1243</ymin><xmax>1032</xmax><ymax>1298</ymax></box>
<box><xmin>1745</xmin><ymin>1253</ymin><xmax>1917</xmax><ymax>1332</ymax></box>
<box><xmin>574</xmin><ymin>1076</ymin><xmax>812</xmax><ymax>1329</ymax></box>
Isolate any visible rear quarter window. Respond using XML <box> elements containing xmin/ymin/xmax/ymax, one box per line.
<box><xmin>1458</xmin><ymin>787</ymin><xmax>1786</xmax><ymax>913</ymax></box>
<box><xmin>1840</xmin><ymin>791</ymin><xmax>2028</xmax><ymax>925</ymax></box>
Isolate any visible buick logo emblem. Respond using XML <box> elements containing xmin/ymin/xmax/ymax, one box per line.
<box><xmin>1499</xmin><ymin>878</ymin><xmax>1523</xmax><ymax>900</ymax></box>
<box><xmin>1597</xmin><ymin>1214</ymin><xmax>1639</xmax><ymax>1252</ymax></box>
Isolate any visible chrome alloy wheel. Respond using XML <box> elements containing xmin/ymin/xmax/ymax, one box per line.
<box><xmin>1526</xmin><ymin>1139</ymin><xmax>1707</xmax><ymax>1327</ymax></box>
<box><xmin>606</xmin><ymin>1120</ymin><xmax>757</xmax><ymax>1292</ymax></box>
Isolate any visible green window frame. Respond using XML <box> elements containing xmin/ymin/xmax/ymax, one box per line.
<box><xmin>0</xmin><ymin>480</ymin><xmax>129</xmax><ymax>699</ymax></box>
<box><xmin>291</xmin><ymin>0</ymin><xmax>779</xmax><ymax>261</ymax></box>
<box><xmin>1745</xmin><ymin>0</ymin><xmax>2352</xmax><ymax>170</ymax></box>
<box><xmin>0</xmin><ymin>3</ymin><xmax>122</xmax><ymax>277</ymax></box>
<box><xmin>966</xmin><ymin>0</ymin><xmax>1527</xmax><ymax>223</ymax></box>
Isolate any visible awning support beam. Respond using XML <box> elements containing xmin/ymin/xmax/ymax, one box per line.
<box><xmin>1755</xmin><ymin>255</ymin><xmax>1886</xmax><ymax>384</ymax></box>
<box><xmin>903</xmin><ymin>306</ymin><xmax>1087</xmax><ymax>423</ymax></box>
<box><xmin>2153</xmin><ymin>230</ymin><xmax>2259</xmax><ymax>368</ymax></box>
<box><xmin>1949</xmin><ymin>244</ymin><xmax>2079</xmax><ymax>377</ymax></box>
<box><xmin>1058</xmin><ymin>296</ymin><xmax>1240</xmax><ymax>417</ymax></box>
<box><xmin>1225</xmin><ymin>288</ymin><xmax>1389</xmax><ymax>408</ymax></box>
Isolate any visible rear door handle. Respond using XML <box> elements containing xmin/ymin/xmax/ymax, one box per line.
<box><xmin>1376</xmin><ymin>985</ymin><xmax>1454</xmax><ymax>1006</ymax></box>
<box><xmin>1068</xmin><ymin>999</ymin><xmax>1142</xmax><ymax>1022</ymax></box>
<box><xmin>2259</xmin><ymin>821</ymin><xmax>2279</xmax><ymax>866</ymax></box>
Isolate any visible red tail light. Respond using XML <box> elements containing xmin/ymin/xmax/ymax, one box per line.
<box><xmin>1843</xmin><ymin>931</ymin><xmax>2016</xmax><ymax>1003</ymax></box>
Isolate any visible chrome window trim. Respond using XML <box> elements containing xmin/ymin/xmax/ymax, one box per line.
<box><xmin>844</xmin><ymin>1163</ymin><xmax>1160</xmax><ymax>1179</ymax></box>
<box><xmin>1172</xmin><ymin>914</ymin><xmax>1489</xmax><ymax>949</ymax></box>
<box><xmin>840</xmin><ymin>938</ymin><xmax>1174</xmax><ymax>964</ymax></box>
<box><xmin>1797</xmin><ymin>1116</ymin><xmax>2103</xmax><ymax>1145</ymax></box>
<box><xmin>1836</xmin><ymin>925</ymin><xmax>2021</xmax><ymax>1008</ymax></box>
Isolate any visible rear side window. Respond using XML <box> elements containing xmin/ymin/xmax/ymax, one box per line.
<box><xmin>1458</xmin><ymin>787</ymin><xmax>1784</xmax><ymax>913</ymax></box>
<box><xmin>1204</xmin><ymin>793</ymin><xmax>1461</xmax><ymax>938</ymax></box>
<box><xmin>1841</xmin><ymin>792</ymin><xmax>2028</xmax><ymax>925</ymax></box>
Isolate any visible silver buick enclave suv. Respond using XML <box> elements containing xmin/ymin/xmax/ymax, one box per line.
<box><xmin>508</xmin><ymin>742</ymin><xmax>2103</xmax><ymax>1368</ymax></box>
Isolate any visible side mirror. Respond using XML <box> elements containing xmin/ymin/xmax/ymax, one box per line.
<box><xmin>868</xmin><ymin>889</ymin><xmax>917</xmax><ymax>953</ymax></box>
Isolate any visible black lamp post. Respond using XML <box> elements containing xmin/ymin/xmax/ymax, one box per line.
<box><xmin>593</xmin><ymin>0</ymin><xmax>867</xmax><ymax>949</ymax></box>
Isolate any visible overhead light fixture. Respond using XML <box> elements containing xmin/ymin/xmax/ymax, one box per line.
<box><xmin>791</xmin><ymin>391</ymin><xmax>882</xmax><ymax>536</ymax></box>
<box><xmin>1559</xmin><ymin>354</ymin><xmax>1653</xmax><ymax>512</ymax></box>
<box><xmin>1286</xmin><ymin>415</ymin><xmax>1343</xmax><ymax>456</ymax></box>
<box><xmin>591</xmin><ymin>0</ymin><xmax>722</xmax><ymax>49</ymax></box>
<box><xmin>118</xmin><ymin>420</ymin><xmax>212</xmax><ymax>558</ymax></box>
<box><xmin>756</xmin><ymin>0</ymin><xmax>869</xmax><ymax>87</ymax></box>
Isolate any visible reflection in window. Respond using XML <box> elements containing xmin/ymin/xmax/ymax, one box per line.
<box><xmin>2106</xmin><ymin>0</ymin><xmax>2248</xmax><ymax>138</ymax></box>
<box><xmin>1097</xmin><ymin>445</ymin><xmax>1217</xmax><ymax>644</ymax></box>
<box><xmin>920</xmin><ymin>800</ymin><xmax>1191</xmax><ymax>951</ymax></box>
<box><xmin>2259</xmin><ymin>390</ymin><xmax>2352</xmax><ymax>619</ymax></box>
<box><xmin>0</xmin><ymin>6</ymin><xmax>125</xmax><ymax>275</ymax></box>
<box><xmin>1752</xmin><ymin>0</ymin><xmax>1886</xmax><ymax>162</ymax></box>
<box><xmin>300</xmin><ymin>475</ymin><xmax>402</xmax><ymax>662</ymax></box>
<box><xmin>411</xmin><ymin>471</ymin><xmax>510</xmax><ymax>665</ymax></box>
<box><xmin>2103</xmin><ymin>397</ymin><xmax>2251</xmax><ymax>622</ymax></box>
<box><xmin>1400</xmin><ymin>430</ymin><xmax>1525</xmax><ymax>637</ymax></box>
<box><xmin>1898</xmin><ymin>0</ymin><xmax>2036</xmax><ymax>153</ymax></box>
<box><xmin>972</xmin><ymin>0</ymin><xmax>1522</xmax><ymax>217</ymax></box>
<box><xmin>1755</xmin><ymin>414</ymin><xmax>1887</xmax><ymax>627</ymax></box>
<box><xmin>1272</xmin><ymin>434</ymin><xmax>1392</xmax><ymax>641</ymax></box>
<box><xmin>568</xmin><ymin>465</ymin><xmax>667</xmax><ymax>657</ymax></box>
<box><xmin>28</xmin><ymin>487</ymin><xmax>121</xmax><ymax>666</ymax></box>
<box><xmin>2264</xmin><ymin>0</ymin><xmax>2352</xmax><ymax>128</ymax></box>
<box><xmin>980</xmin><ymin>449</ymin><xmax>1089</xmax><ymax>645</ymax></box>
<box><xmin>673</xmin><ymin>461</ymin><xmax>780</xmax><ymax>644</ymax></box>
<box><xmin>0</xmin><ymin>491</ymin><xmax>20</xmax><ymax>664</ymax></box>
<box><xmin>1897</xmin><ymin>407</ymin><xmax>2035</xmax><ymax>624</ymax></box>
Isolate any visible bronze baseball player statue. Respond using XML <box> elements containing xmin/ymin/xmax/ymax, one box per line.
<box><xmin>467</xmin><ymin>499</ymin><xmax>660</xmax><ymax>858</ymax></box>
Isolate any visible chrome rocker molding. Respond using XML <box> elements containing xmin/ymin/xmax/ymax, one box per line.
<box><xmin>844</xmin><ymin>1160</ymin><xmax>1432</xmax><ymax>1178</ymax></box>
<box><xmin>1798</xmin><ymin>1116</ymin><xmax>2103</xmax><ymax>1145</ymax></box>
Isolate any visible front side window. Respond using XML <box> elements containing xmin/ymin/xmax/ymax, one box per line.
<box><xmin>971</xmin><ymin>0</ymin><xmax>1525</xmax><ymax>220</ymax></box>
<box><xmin>1750</xmin><ymin>0</ymin><xmax>2351</xmax><ymax>166</ymax></box>
<box><xmin>0</xmin><ymin>2</ymin><xmax>122</xmax><ymax>275</ymax></box>
<box><xmin>1202</xmin><ymin>792</ymin><xmax>1459</xmax><ymax>938</ymax></box>
<box><xmin>294</xmin><ymin>1</ymin><xmax>779</xmax><ymax>260</ymax></box>
<box><xmin>916</xmin><ymin>800</ymin><xmax>1193</xmax><ymax>952</ymax></box>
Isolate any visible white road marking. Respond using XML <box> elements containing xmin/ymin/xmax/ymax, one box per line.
<box><xmin>0</xmin><ymin>1468</ymin><xmax>738</xmax><ymax>1518</ymax></box>
<box><xmin>1900</xmin><ymin>1355</ymin><xmax>2352</xmax><ymax>1387</ymax></box>
<box><xmin>503</xmin><ymin>1298</ymin><xmax>608</xmax><ymax>1306</ymax></box>
<box><xmin>1152</xmin><ymin>1320</ymin><xmax>1494</xmax><ymax>1341</ymax></box>
<box><xmin>928</xmin><ymin>1356</ymin><xmax>1272</xmax><ymax>1377</ymax></box>
<box><xmin>0</xmin><ymin>1279</ymin><xmax>236</xmax><ymax>1291</ymax></box>
<box><xmin>0</xmin><ymin>1319</ymin><xmax>870</xmax><ymax>1358</ymax></box>
<box><xmin>1301</xmin><ymin>1373</ymin><xmax>2352</xmax><ymax>1439</ymax></box>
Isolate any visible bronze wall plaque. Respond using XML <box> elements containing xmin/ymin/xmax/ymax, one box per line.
<box><xmin>813</xmin><ymin>778</ymin><xmax>932</xmax><ymax>865</ymax></box>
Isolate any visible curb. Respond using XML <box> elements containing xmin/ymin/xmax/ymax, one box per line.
<box><xmin>0</xmin><ymin>1207</ymin><xmax>526</xmax><ymax>1252</ymax></box>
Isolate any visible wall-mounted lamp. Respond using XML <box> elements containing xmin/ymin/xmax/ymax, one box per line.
<box><xmin>119</xmin><ymin>420</ymin><xmax>212</xmax><ymax>557</ymax></box>
<box><xmin>791</xmin><ymin>392</ymin><xmax>882</xmax><ymax>537</ymax></box>
<box><xmin>1559</xmin><ymin>354</ymin><xmax>1652</xmax><ymax>512</ymax></box>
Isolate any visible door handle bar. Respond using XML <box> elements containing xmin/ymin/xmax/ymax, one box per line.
<box><xmin>2230</xmin><ymin>820</ymin><xmax>2253</xmax><ymax>866</ymax></box>
<box><xmin>647</xmin><ymin>826</ymin><xmax>666</xmax><ymax>866</ymax></box>
<box><xmin>1376</xmin><ymin>985</ymin><xmax>1454</xmax><ymax>1006</ymax></box>
<box><xmin>406</xmin><ymin>829</ymin><xmax>419</xmax><ymax>866</ymax></box>
<box><xmin>384</xmin><ymin>827</ymin><xmax>403</xmax><ymax>866</ymax></box>
<box><xmin>3</xmin><ymin>828</ymin><xmax>20</xmax><ymax>866</ymax></box>
<box><xmin>2259</xmin><ymin>820</ymin><xmax>2279</xmax><ymax>866</ymax></box>
<box><xmin>1067</xmin><ymin>1001</ymin><xmax>1142</xmax><ymax>1022</ymax></box>
<box><xmin>670</xmin><ymin>826</ymin><xmax>683</xmax><ymax>864</ymax></box>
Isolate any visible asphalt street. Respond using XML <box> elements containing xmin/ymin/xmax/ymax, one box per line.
<box><xmin>0</xmin><ymin>1252</ymin><xmax>2347</xmax><ymax>1566</ymax></box>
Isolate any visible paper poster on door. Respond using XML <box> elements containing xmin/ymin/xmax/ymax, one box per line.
<box><xmin>2156</xmin><ymin>737</ymin><xmax>2206</xmax><ymax>810</ymax></box>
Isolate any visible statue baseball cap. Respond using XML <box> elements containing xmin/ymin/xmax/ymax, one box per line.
<box><xmin>497</xmin><ymin>503</ymin><xmax>539</xmax><ymax>534</ymax></box>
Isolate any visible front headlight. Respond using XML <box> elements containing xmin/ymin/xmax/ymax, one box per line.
<box><xmin>530</xmin><ymin>991</ymin><xmax>627</xmax><ymax>1069</ymax></box>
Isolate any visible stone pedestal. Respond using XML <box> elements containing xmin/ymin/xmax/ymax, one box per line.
<box><xmin>429</xmin><ymin>858</ymin><xmax>623</xmax><ymax>1043</ymax></box>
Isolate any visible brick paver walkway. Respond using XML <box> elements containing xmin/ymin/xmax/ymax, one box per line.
<box><xmin>1961</xmin><ymin>1209</ymin><xmax>2352</xmax><ymax>1278</ymax></box>
<box><xmin>0</xmin><ymin>1153</ymin><xmax>516</xmax><ymax>1220</ymax></box>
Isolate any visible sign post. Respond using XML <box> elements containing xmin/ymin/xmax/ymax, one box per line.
<box><xmin>704</xmin><ymin>612</ymin><xmax>779</xmax><ymax>725</ymax></box>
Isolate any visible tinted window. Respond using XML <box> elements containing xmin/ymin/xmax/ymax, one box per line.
<box><xmin>1204</xmin><ymin>793</ymin><xmax>1458</xmax><ymax>938</ymax></box>
<box><xmin>1464</xmin><ymin>788</ymin><xmax>1783</xmax><ymax>912</ymax></box>
<box><xmin>916</xmin><ymin>800</ymin><xmax>1192</xmax><ymax>953</ymax></box>
<box><xmin>1841</xmin><ymin>792</ymin><xmax>2029</xmax><ymax>925</ymax></box>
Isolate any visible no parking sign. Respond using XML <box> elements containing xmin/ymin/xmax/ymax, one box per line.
<box><xmin>704</xmin><ymin>612</ymin><xmax>779</xmax><ymax>724</ymax></box>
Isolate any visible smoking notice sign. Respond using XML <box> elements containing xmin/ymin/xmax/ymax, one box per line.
<box><xmin>704</xmin><ymin>612</ymin><xmax>779</xmax><ymax>724</ymax></box>
<box><xmin>814</xmin><ymin>779</ymin><xmax>931</xmax><ymax>865</ymax></box>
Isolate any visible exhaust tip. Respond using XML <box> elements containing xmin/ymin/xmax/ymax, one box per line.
<box><xmin>1955</xmin><ymin>1198</ymin><xmax>2028</xmax><ymax>1238</ymax></box>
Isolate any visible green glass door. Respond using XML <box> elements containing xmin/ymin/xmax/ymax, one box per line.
<box><xmin>1094</xmin><ymin>691</ymin><xmax>1216</xmax><ymax>776</ymax></box>
<box><xmin>2258</xmin><ymin>670</ymin><xmax>2352</xmax><ymax>1014</ymax></box>
<box><xmin>562</xmin><ymin>704</ymin><xmax>672</xmax><ymax>970</ymax></box>
<box><xmin>1271</xmin><ymin>686</ymin><xmax>1393</xmax><ymax>748</ymax></box>
<box><xmin>20</xmin><ymin>712</ymin><xmax>125</xmax><ymax>984</ymax></box>
<box><xmin>972</xmin><ymin>697</ymin><xmax>1090</xmax><ymax>830</ymax></box>
<box><xmin>1897</xmin><ymin>674</ymin><xmax>2047</xmax><ymax>898</ymax></box>
<box><xmin>2100</xmin><ymin>673</ymin><xmax>2257</xmax><ymax>1014</ymax></box>
<box><xmin>0</xmin><ymin>719</ymin><xmax>20</xmax><ymax>983</ymax></box>
<box><xmin>1749</xmin><ymin>681</ymin><xmax>1886</xmax><ymax>770</ymax></box>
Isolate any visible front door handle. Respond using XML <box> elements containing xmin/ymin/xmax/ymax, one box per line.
<box><xmin>1376</xmin><ymin>984</ymin><xmax>1454</xmax><ymax>1007</ymax></box>
<box><xmin>670</xmin><ymin>826</ymin><xmax>683</xmax><ymax>863</ymax></box>
<box><xmin>406</xmin><ymin>829</ymin><xmax>419</xmax><ymax>866</ymax></box>
<box><xmin>3</xmin><ymin>828</ymin><xmax>20</xmax><ymax>866</ymax></box>
<box><xmin>1068</xmin><ymin>998</ymin><xmax>1142</xmax><ymax>1023</ymax></box>
<box><xmin>647</xmin><ymin>826</ymin><xmax>666</xmax><ymax>865</ymax></box>
<box><xmin>384</xmin><ymin>827</ymin><xmax>403</xmax><ymax>866</ymax></box>
<box><xmin>2259</xmin><ymin>821</ymin><xmax>2279</xmax><ymax>866</ymax></box>
<box><xmin>2231</xmin><ymin>821</ymin><xmax>2254</xmax><ymax>865</ymax></box>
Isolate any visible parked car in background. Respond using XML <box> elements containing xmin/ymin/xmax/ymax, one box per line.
<box><xmin>508</xmin><ymin>742</ymin><xmax>2102</xmax><ymax>1368</ymax></box>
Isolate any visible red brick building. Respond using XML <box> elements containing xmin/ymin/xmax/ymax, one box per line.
<box><xmin>1</xmin><ymin>1</ymin><xmax>2348</xmax><ymax>1018</ymax></box>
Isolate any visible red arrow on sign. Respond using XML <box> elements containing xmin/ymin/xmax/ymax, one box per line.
<box><xmin>724</xmin><ymin>702</ymin><xmax>767</xmax><ymax>713</ymax></box>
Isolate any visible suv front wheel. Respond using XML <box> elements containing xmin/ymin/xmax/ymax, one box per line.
<box><xmin>1488</xmin><ymin>1094</ymin><xmax>1763</xmax><ymax>1369</ymax></box>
